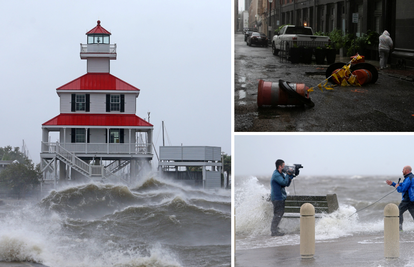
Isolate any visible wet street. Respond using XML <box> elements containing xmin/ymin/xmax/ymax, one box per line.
<box><xmin>234</xmin><ymin>33</ymin><xmax>414</xmax><ymax>132</ymax></box>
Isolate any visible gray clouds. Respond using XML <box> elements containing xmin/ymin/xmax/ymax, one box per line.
<box><xmin>235</xmin><ymin>134</ymin><xmax>412</xmax><ymax>176</ymax></box>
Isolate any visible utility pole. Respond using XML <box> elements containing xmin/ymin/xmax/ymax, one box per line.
<box><xmin>162</xmin><ymin>121</ymin><xmax>165</xmax><ymax>146</ymax></box>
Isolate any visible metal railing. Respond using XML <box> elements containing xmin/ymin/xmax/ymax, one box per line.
<box><xmin>55</xmin><ymin>144</ymin><xmax>91</xmax><ymax>176</ymax></box>
<box><xmin>80</xmin><ymin>43</ymin><xmax>117</xmax><ymax>54</ymax></box>
<box><xmin>41</xmin><ymin>141</ymin><xmax>152</xmax><ymax>179</ymax></box>
<box><xmin>105</xmin><ymin>159</ymin><xmax>130</xmax><ymax>175</ymax></box>
<box><xmin>52</xmin><ymin>143</ymin><xmax>110</xmax><ymax>178</ymax></box>
<box><xmin>41</xmin><ymin>142</ymin><xmax>150</xmax><ymax>155</ymax></box>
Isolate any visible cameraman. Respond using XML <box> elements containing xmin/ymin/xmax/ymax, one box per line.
<box><xmin>270</xmin><ymin>159</ymin><xmax>294</xmax><ymax>237</ymax></box>
<box><xmin>386</xmin><ymin>165</ymin><xmax>414</xmax><ymax>231</ymax></box>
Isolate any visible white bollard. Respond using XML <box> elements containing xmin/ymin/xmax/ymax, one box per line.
<box><xmin>300</xmin><ymin>203</ymin><xmax>315</xmax><ymax>259</ymax></box>
<box><xmin>384</xmin><ymin>203</ymin><xmax>399</xmax><ymax>259</ymax></box>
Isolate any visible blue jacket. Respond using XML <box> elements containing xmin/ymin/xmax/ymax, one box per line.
<box><xmin>270</xmin><ymin>169</ymin><xmax>293</xmax><ymax>201</ymax></box>
<box><xmin>393</xmin><ymin>173</ymin><xmax>414</xmax><ymax>201</ymax></box>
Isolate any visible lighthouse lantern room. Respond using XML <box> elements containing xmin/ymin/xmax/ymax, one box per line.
<box><xmin>80</xmin><ymin>20</ymin><xmax>116</xmax><ymax>73</ymax></box>
<box><xmin>41</xmin><ymin>21</ymin><xmax>153</xmax><ymax>185</ymax></box>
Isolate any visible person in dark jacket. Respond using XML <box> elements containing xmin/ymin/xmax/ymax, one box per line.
<box><xmin>270</xmin><ymin>159</ymin><xmax>294</xmax><ymax>236</ymax></box>
<box><xmin>386</xmin><ymin>165</ymin><xmax>414</xmax><ymax>230</ymax></box>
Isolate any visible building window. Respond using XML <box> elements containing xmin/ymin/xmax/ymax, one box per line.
<box><xmin>75</xmin><ymin>129</ymin><xmax>86</xmax><ymax>143</ymax></box>
<box><xmin>110</xmin><ymin>95</ymin><xmax>120</xmax><ymax>111</ymax></box>
<box><xmin>71</xmin><ymin>128</ymin><xmax>89</xmax><ymax>143</ymax></box>
<box><xmin>110</xmin><ymin>129</ymin><xmax>120</xmax><ymax>143</ymax></box>
<box><xmin>87</xmin><ymin>34</ymin><xmax>110</xmax><ymax>44</ymax></box>
<box><xmin>109</xmin><ymin>129</ymin><xmax>124</xmax><ymax>143</ymax></box>
<box><xmin>75</xmin><ymin>94</ymin><xmax>86</xmax><ymax>111</ymax></box>
<box><xmin>106</xmin><ymin>94</ymin><xmax>125</xmax><ymax>112</ymax></box>
<box><xmin>71</xmin><ymin>94</ymin><xmax>90</xmax><ymax>112</ymax></box>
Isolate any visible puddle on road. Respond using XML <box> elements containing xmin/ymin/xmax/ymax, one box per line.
<box><xmin>238</xmin><ymin>90</ymin><xmax>246</xmax><ymax>99</ymax></box>
<box><xmin>305</xmin><ymin>71</ymin><xmax>326</xmax><ymax>80</ymax></box>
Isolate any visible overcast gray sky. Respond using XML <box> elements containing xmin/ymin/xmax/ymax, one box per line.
<box><xmin>238</xmin><ymin>0</ymin><xmax>245</xmax><ymax>12</ymax></box>
<box><xmin>235</xmin><ymin>134</ymin><xmax>414</xmax><ymax>176</ymax></box>
<box><xmin>0</xmin><ymin>1</ymin><xmax>231</xmax><ymax>164</ymax></box>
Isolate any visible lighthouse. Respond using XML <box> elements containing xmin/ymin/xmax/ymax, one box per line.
<box><xmin>40</xmin><ymin>21</ymin><xmax>153</xmax><ymax>185</ymax></box>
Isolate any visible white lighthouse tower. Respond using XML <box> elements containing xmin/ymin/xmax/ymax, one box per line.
<box><xmin>80</xmin><ymin>20</ymin><xmax>116</xmax><ymax>73</ymax></box>
<box><xmin>40</xmin><ymin>21</ymin><xmax>153</xmax><ymax>185</ymax></box>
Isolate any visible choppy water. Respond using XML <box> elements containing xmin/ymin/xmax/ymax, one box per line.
<box><xmin>235</xmin><ymin>175</ymin><xmax>414</xmax><ymax>251</ymax></box>
<box><xmin>0</xmin><ymin>176</ymin><xmax>231</xmax><ymax>267</ymax></box>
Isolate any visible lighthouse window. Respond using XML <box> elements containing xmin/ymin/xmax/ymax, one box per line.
<box><xmin>109</xmin><ymin>129</ymin><xmax>124</xmax><ymax>143</ymax></box>
<box><xmin>110</xmin><ymin>95</ymin><xmax>120</xmax><ymax>111</ymax></box>
<box><xmin>110</xmin><ymin>129</ymin><xmax>120</xmax><ymax>143</ymax></box>
<box><xmin>75</xmin><ymin>129</ymin><xmax>86</xmax><ymax>143</ymax></box>
<box><xmin>87</xmin><ymin>35</ymin><xmax>110</xmax><ymax>44</ymax></box>
<box><xmin>75</xmin><ymin>94</ymin><xmax>86</xmax><ymax>111</ymax></box>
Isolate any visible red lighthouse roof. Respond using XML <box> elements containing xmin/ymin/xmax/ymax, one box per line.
<box><xmin>42</xmin><ymin>114</ymin><xmax>153</xmax><ymax>127</ymax></box>
<box><xmin>57</xmin><ymin>73</ymin><xmax>140</xmax><ymax>91</ymax></box>
<box><xmin>86</xmin><ymin>20</ymin><xmax>111</xmax><ymax>35</ymax></box>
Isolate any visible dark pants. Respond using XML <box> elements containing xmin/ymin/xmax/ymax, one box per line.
<box><xmin>398</xmin><ymin>200</ymin><xmax>414</xmax><ymax>230</ymax></box>
<box><xmin>271</xmin><ymin>200</ymin><xmax>285</xmax><ymax>234</ymax></box>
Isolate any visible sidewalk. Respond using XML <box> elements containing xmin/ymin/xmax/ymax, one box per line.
<box><xmin>0</xmin><ymin>263</ymin><xmax>46</xmax><ymax>267</ymax></box>
<box><xmin>236</xmin><ymin>233</ymin><xmax>413</xmax><ymax>267</ymax></box>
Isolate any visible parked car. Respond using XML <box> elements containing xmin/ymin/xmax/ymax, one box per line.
<box><xmin>247</xmin><ymin>32</ymin><xmax>269</xmax><ymax>47</ymax></box>
<box><xmin>244</xmin><ymin>29</ymin><xmax>255</xmax><ymax>41</ymax></box>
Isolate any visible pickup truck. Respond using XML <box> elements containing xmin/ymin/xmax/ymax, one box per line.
<box><xmin>272</xmin><ymin>25</ymin><xmax>330</xmax><ymax>56</ymax></box>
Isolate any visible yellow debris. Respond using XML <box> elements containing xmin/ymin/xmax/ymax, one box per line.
<box><xmin>318</xmin><ymin>83</ymin><xmax>323</xmax><ymax>91</ymax></box>
<box><xmin>348</xmin><ymin>75</ymin><xmax>356</xmax><ymax>85</ymax></box>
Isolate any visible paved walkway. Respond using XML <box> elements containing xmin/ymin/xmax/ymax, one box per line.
<box><xmin>236</xmin><ymin>232</ymin><xmax>413</xmax><ymax>267</ymax></box>
<box><xmin>0</xmin><ymin>263</ymin><xmax>46</xmax><ymax>267</ymax></box>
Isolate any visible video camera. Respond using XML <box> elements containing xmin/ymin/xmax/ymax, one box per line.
<box><xmin>282</xmin><ymin>163</ymin><xmax>303</xmax><ymax>177</ymax></box>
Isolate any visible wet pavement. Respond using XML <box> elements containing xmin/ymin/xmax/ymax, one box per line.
<box><xmin>236</xmin><ymin>232</ymin><xmax>414</xmax><ymax>267</ymax></box>
<box><xmin>234</xmin><ymin>33</ymin><xmax>414</xmax><ymax>132</ymax></box>
<box><xmin>0</xmin><ymin>263</ymin><xmax>46</xmax><ymax>267</ymax></box>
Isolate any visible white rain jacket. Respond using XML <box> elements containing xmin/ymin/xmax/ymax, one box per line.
<box><xmin>379</xmin><ymin>30</ymin><xmax>393</xmax><ymax>51</ymax></box>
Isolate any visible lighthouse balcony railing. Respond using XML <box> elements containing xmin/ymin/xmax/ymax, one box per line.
<box><xmin>80</xmin><ymin>43</ymin><xmax>117</xmax><ymax>54</ymax></box>
<box><xmin>41</xmin><ymin>142</ymin><xmax>150</xmax><ymax>155</ymax></box>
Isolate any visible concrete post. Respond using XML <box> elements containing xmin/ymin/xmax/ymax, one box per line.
<box><xmin>384</xmin><ymin>203</ymin><xmax>399</xmax><ymax>259</ymax></box>
<box><xmin>300</xmin><ymin>203</ymin><xmax>315</xmax><ymax>259</ymax></box>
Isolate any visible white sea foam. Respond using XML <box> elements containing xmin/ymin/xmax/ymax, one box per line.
<box><xmin>236</xmin><ymin>176</ymin><xmax>273</xmax><ymax>237</ymax></box>
<box><xmin>0</xmin><ymin>234</ymin><xmax>43</xmax><ymax>262</ymax></box>
<box><xmin>316</xmin><ymin>205</ymin><xmax>369</xmax><ymax>239</ymax></box>
<box><xmin>0</xmin><ymin>204</ymin><xmax>184</xmax><ymax>267</ymax></box>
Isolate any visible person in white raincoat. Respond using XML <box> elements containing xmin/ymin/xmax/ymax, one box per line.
<box><xmin>379</xmin><ymin>30</ymin><xmax>393</xmax><ymax>70</ymax></box>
